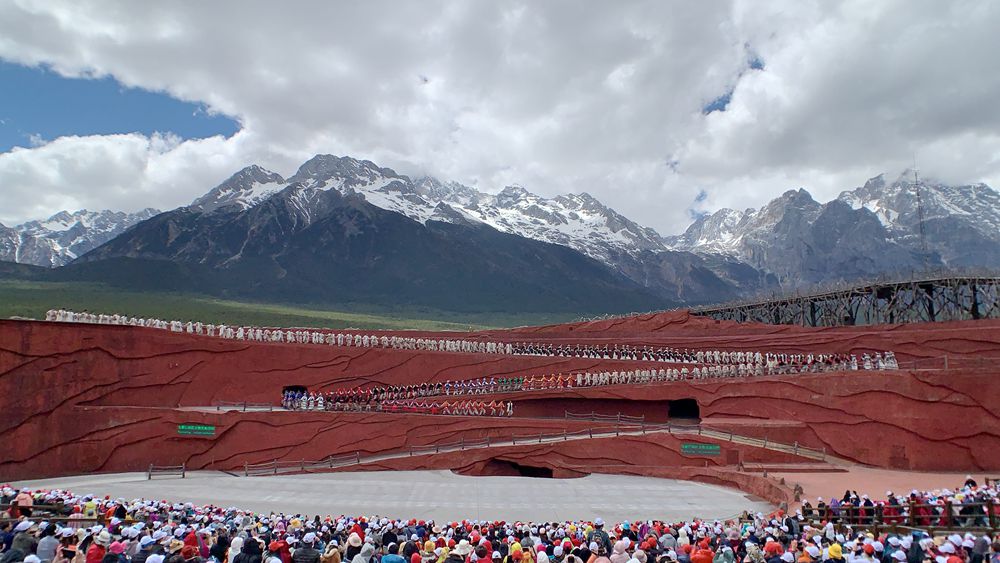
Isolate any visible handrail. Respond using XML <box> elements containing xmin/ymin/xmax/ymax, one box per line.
<box><xmin>148</xmin><ymin>463</ymin><xmax>185</xmax><ymax>479</ymax></box>
<box><xmin>565</xmin><ymin>411</ymin><xmax>644</xmax><ymax>423</ymax></box>
<box><xmin>742</xmin><ymin>498</ymin><xmax>999</xmax><ymax>533</ymax></box>
<box><xmin>0</xmin><ymin>516</ymin><xmax>104</xmax><ymax>525</ymax></box>
<box><xmin>214</xmin><ymin>401</ymin><xmax>275</xmax><ymax>412</ymax></box>
<box><xmin>242</xmin><ymin>421</ymin><xmax>834</xmax><ymax>476</ymax></box>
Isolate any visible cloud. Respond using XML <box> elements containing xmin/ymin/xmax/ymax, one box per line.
<box><xmin>0</xmin><ymin>0</ymin><xmax>997</xmax><ymax>234</ymax></box>
<box><xmin>0</xmin><ymin>131</ymin><xmax>267</xmax><ymax>225</ymax></box>
<box><xmin>27</xmin><ymin>133</ymin><xmax>46</xmax><ymax>147</ymax></box>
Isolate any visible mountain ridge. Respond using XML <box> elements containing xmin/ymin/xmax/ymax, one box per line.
<box><xmin>75</xmin><ymin>175</ymin><xmax>669</xmax><ymax>314</ymax></box>
<box><xmin>4</xmin><ymin>157</ymin><xmax>998</xmax><ymax>310</ymax></box>
<box><xmin>665</xmin><ymin>171</ymin><xmax>1000</xmax><ymax>284</ymax></box>
<box><xmin>0</xmin><ymin>208</ymin><xmax>160</xmax><ymax>267</ymax></box>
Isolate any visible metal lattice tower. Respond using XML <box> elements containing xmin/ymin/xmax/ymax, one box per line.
<box><xmin>913</xmin><ymin>160</ymin><xmax>930</xmax><ymax>270</ymax></box>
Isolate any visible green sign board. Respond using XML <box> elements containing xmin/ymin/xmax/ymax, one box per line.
<box><xmin>178</xmin><ymin>424</ymin><xmax>216</xmax><ymax>436</ymax></box>
<box><xmin>681</xmin><ymin>442</ymin><xmax>721</xmax><ymax>456</ymax></box>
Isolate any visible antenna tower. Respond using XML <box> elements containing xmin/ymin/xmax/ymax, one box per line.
<box><xmin>912</xmin><ymin>157</ymin><xmax>929</xmax><ymax>270</ymax></box>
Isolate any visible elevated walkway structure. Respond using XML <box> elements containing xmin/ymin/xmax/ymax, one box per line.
<box><xmin>691</xmin><ymin>274</ymin><xmax>1000</xmax><ymax>326</ymax></box>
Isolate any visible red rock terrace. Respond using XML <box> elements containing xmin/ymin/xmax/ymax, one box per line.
<box><xmin>3</xmin><ymin>309</ymin><xmax>999</xmax><ymax>508</ymax></box>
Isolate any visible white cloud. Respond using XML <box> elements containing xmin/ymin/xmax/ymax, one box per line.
<box><xmin>0</xmin><ymin>0</ymin><xmax>998</xmax><ymax>234</ymax></box>
<box><xmin>0</xmin><ymin>131</ymin><xmax>272</xmax><ymax>225</ymax></box>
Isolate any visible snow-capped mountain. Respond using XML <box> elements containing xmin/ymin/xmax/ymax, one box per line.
<box><xmin>839</xmin><ymin>172</ymin><xmax>1000</xmax><ymax>233</ymax></box>
<box><xmin>12</xmin><ymin>157</ymin><xmax>995</xmax><ymax>306</ymax></box>
<box><xmin>0</xmin><ymin>208</ymin><xmax>160</xmax><ymax>267</ymax></box>
<box><xmin>179</xmin><ymin>155</ymin><xmax>775</xmax><ymax>302</ymax></box>
<box><xmin>665</xmin><ymin>171</ymin><xmax>1000</xmax><ymax>285</ymax></box>
<box><xmin>189</xmin><ymin>164</ymin><xmax>286</xmax><ymax>213</ymax></box>
<box><xmin>190</xmin><ymin>155</ymin><xmax>669</xmax><ymax>268</ymax></box>
<box><xmin>837</xmin><ymin>172</ymin><xmax>1000</xmax><ymax>267</ymax></box>
<box><xmin>81</xmin><ymin>163</ymin><xmax>667</xmax><ymax>313</ymax></box>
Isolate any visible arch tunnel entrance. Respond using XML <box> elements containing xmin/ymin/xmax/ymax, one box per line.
<box><xmin>667</xmin><ymin>398</ymin><xmax>701</xmax><ymax>421</ymax></box>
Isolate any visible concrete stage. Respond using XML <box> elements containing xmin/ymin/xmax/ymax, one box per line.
<box><xmin>13</xmin><ymin>470</ymin><xmax>772</xmax><ymax>523</ymax></box>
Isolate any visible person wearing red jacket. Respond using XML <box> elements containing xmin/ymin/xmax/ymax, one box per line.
<box><xmin>86</xmin><ymin>532</ymin><xmax>110</xmax><ymax>563</ymax></box>
<box><xmin>690</xmin><ymin>544</ymin><xmax>714</xmax><ymax>563</ymax></box>
<box><xmin>271</xmin><ymin>538</ymin><xmax>292</xmax><ymax>563</ymax></box>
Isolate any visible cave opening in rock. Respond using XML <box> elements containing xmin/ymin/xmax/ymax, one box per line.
<box><xmin>668</xmin><ymin>398</ymin><xmax>701</xmax><ymax>420</ymax></box>
<box><xmin>510</xmin><ymin>462</ymin><xmax>554</xmax><ymax>478</ymax></box>
<box><xmin>471</xmin><ymin>458</ymin><xmax>556</xmax><ymax>478</ymax></box>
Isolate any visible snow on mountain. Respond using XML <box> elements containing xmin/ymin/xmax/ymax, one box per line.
<box><xmin>837</xmin><ymin>172</ymin><xmax>1000</xmax><ymax>240</ymax></box>
<box><xmin>664</xmin><ymin>189</ymin><xmax>824</xmax><ymax>257</ymax></box>
<box><xmin>0</xmin><ymin>208</ymin><xmax>161</xmax><ymax>267</ymax></box>
<box><xmin>189</xmin><ymin>164</ymin><xmax>287</xmax><ymax>213</ymax></box>
<box><xmin>189</xmin><ymin>155</ymin><xmax>669</xmax><ymax>268</ymax></box>
<box><xmin>664</xmin><ymin>207</ymin><xmax>752</xmax><ymax>255</ymax></box>
<box><xmin>667</xmin><ymin>171</ymin><xmax>1000</xmax><ymax>282</ymax></box>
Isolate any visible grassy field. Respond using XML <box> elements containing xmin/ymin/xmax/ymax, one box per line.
<box><xmin>0</xmin><ymin>281</ymin><xmax>575</xmax><ymax>331</ymax></box>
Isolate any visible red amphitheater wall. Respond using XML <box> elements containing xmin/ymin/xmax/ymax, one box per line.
<box><xmin>3</xmin><ymin>318</ymin><xmax>1000</xmax><ymax>483</ymax></box>
<box><xmin>0</xmin><ymin>320</ymin><xmax>662</xmax><ymax>410</ymax></box>
<box><xmin>490</xmin><ymin>373</ymin><xmax>1000</xmax><ymax>471</ymax></box>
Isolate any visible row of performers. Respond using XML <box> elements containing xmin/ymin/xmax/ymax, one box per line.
<box><xmin>280</xmin><ymin>377</ymin><xmax>570</xmax><ymax>407</ymax></box>
<box><xmin>46</xmin><ymin>310</ymin><xmax>896</xmax><ymax>372</ymax></box>
<box><xmin>277</xmin><ymin>360</ymin><xmax>839</xmax><ymax>411</ymax></box>
<box><xmin>283</xmin><ymin>393</ymin><xmax>514</xmax><ymax>417</ymax></box>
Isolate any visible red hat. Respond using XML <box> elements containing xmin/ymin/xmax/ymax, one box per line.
<box><xmin>269</xmin><ymin>542</ymin><xmax>282</xmax><ymax>553</ymax></box>
<box><xmin>512</xmin><ymin>553</ymin><xmax>523</xmax><ymax>561</ymax></box>
<box><xmin>863</xmin><ymin>545</ymin><xmax>875</xmax><ymax>556</ymax></box>
<box><xmin>181</xmin><ymin>546</ymin><xmax>198</xmax><ymax>560</ymax></box>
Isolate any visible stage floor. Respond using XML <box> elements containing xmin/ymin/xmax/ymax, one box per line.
<box><xmin>14</xmin><ymin>470</ymin><xmax>772</xmax><ymax>522</ymax></box>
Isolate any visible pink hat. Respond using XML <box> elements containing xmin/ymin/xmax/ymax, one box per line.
<box><xmin>110</xmin><ymin>542</ymin><xmax>126</xmax><ymax>555</ymax></box>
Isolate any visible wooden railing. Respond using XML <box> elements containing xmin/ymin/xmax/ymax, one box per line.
<box><xmin>148</xmin><ymin>463</ymin><xmax>186</xmax><ymax>480</ymax></box>
<box><xmin>744</xmin><ymin>500</ymin><xmax>999</xmax><ymax>534</ymax></box>
<box><xmin>564</xmin><ymin>411</ymin><xmax>645</xmax><ymax>424</ymax></box>
<box><xmin>0</xmin><ymin>515</ymin><xmax>104</xmax><ymax>525</ymax></box>
<box><xmin>213</xmin><ymin>401</ymin><xmax>274</xmax><ymax>412</ymax></box>
<box><xmin>241</xmin><ymin>422</ymin><xmax>833</xmax><ymax>477</ymax></box>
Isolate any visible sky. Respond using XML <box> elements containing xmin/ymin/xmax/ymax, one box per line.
<box><xmin>0</xmin><ymin>0</ymin><xmax>998</xmax><ymax>235</ymax></box>
<box><xmin>0</xmin><ymin>61</ymin><xmax>239</xmax><ymax>152</ymax></box>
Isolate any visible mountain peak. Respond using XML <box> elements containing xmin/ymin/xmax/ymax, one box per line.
<box><xmin>190</xmin><ymin>164</ymin><xmax>286</xmax><ymax>213</ymax></box>
<box><xmin>863</xmin><ymin>173</ymin><xmax>887</xmax><ymax>191</ymax></box>
<box><xmin>777</xmin><ymin>188</ymin><xmax>817</xmax><ymax>204</ymax></box>
<box><xmin>230</xmin><ymin>164</ymin><xmax>285</xmax><ymax>185</ymax></box>
<box><xmin>290</xmin><ymin>154</ymin><xmax>398</xmax><ymax>185</ymax></box>
<box><xmin>495</xmin><ymin>185</ymin><xmax>533</xmax><ymax>207</ymax></box>
<box><xmin>555</xmin><ymin>192</ymin><xmax>605</xmax><ymax>211</ymax></box>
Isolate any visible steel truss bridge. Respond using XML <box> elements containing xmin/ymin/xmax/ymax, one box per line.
<box><xmin>690</xmin><ymin>275</ymin><xmax>1000</xmax><ymax>327</ymax></box>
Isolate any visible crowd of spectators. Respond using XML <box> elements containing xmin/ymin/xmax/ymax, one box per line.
<box><xmin>1</xmin><ymin>480</ymin><xmax>997</xmax><ymax>563</ymax></box>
